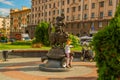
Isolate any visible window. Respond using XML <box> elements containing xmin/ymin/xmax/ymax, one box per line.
<box><xmin>49</xmin><ymin>4</ymin><xmax>51</xmax><ymax>8</ymax></box>
<box><xmin>32</xmin><ymin>8</ymin><xmax>34</xmax><ymax>11</ymax></box>
<box><xmin>91</xmin><ymin>22</ymin><xmax>95</xmax><ymax>31</ymax></box>
<box><xmin>67</xmin><ymin>8</ymin><xmax>69</xmax><ymax>13</ymax></box>
<box><xmin>67</xmin><ymin>0</ymin><xmax>70</xmax><ymax>4</ymax></box>
<box><xmin>49</xmin><ymin>11</ymin><xmax>51</xmax><ymax>16</ymax></box>
<box><xmin>62</xmin><ymin>9</ymin><xmax>64</xmax><ymax>13</ymax></box>
<box><xmin>99</xmin><ymin>1</ymin><xmax>104</xmax><ymax>7</ymax></box>
<box><xmin>48</xmin><ymin>18</ymin><xmax>50</xmax><ymax>22</ymax></box>
<box><xmin>39</xmin><ymin>13</ymin><xmax>40</xmax><ymax>17</ymax></box>
<box><xmin>32</xmin><ymin>14</ymin><xmax>34</xmax><ymax>18</ymax></box>
<box><xmin>62</xmin><ymin>1</ymin><xmax>64</xmax><ymax>5</ymax></box>
<box><xmin>42</xmin><ymin>0</ymin><xmax>44</xmax><ymax>3</ymax></box>
<box><xmin>45</xmin><ymin>12</ymin><xmax>47</xmax><ymax>16</ymax></box>
<box><xmin>58</xmin><ymin>2</ymin><xmax>60</xmax><ymax>6</ymax></box>
<box><xmin>78</xmin><ymin>14</ymin><xmax>80</xmax><ymax>20</ymax></box>
<box><xmin>67</xmin><ymin>16</ymin><xmax>69</xmax><ymax>21</ymax></box>
<box><xmin>84</xmin><ymin>14</ymin><xmax>87</xmax><ymax>19</ymax></box>
<box><xmin>117</xmin><ymin>0</ymin><xmax>119</xmax><ymax>5</ymax></box>
<box><xmin>73</xmin><ymin>0</ymin><xmax>76</xmax><ymax>3</ymax></box>
<box><xmin>53</xmin><ymin>3</ymin><xmax>55</xmax><ymax>8</ymax></box>
<box><xmin>57</xmin><ymin>10</ymin><xmax>59</xmax><ymax>14</ymax></box>
<box><xmin>39</xmin><ymin>7</ymin><xmax>40</xmax><ymax>11</ymax></box>
<box><xmin>66</xmin><ymin>23</ymin><xmax>69</xmax><ymax>28</ymax></box>
<box><xmin>71</xmin><ymin>24</ymin><xmax>73</xmax><ymax>28</ymax></box>
<box><xmin>91</xmin><ymin>13</ymin><xmax>95</xmax><ymax>18</ymax></box>
<box><xmin>77</xmin><ymin>23</ymin><xmax>79</xmax><ymax>28</ymax></box>
<box><xmin>72</xmin><ymin>7</ymin><xmax>76</xmax><ymax>12</ymax></box>
<box><xmin>35</xmin><ymin>14</ymin><xmax>37</xmax><ymax>17</ymax></box>
<box><xmin>109</xmin><ymin>0</ymin><xmax>112</xmax><ymax>6</ymax></box>
<box><xmin>45</xmin><ymin>5</ymin><xmax>47</xmax><ymax>9</ymax></box>
<box><xmin>36</xmin><ymin>7</ymin><xmax>37</xmax><ymax>11</ymax></box>
<box><xmin>84</xmin><ymin>23</ymin><xmax>87</xmax><ymax>27</ymax></box>
<box><xmin>42</xmin><ymin>6</ymin><xmax>44</xmax><ymax>10</ymax></box>
<box><xmin>72</xmin><ymin>15</ymin><xmax>75</xmax><ymax>21</ymax></box>
<box><xmin>92</xmin><ymin>3</ymin><xmax>95</xmax><ymax>9</ymax></box>
<box><xmin>53</xmin><ymin>10</ymin><xmax>55</xmax><ymax>15</ymax></box>
<box><xmin>99</xmin><ymin>22</ymin><xmax>102</xmax><ymax>27</ymax></box>
<box><xmin>78</xmin><ymin>6</ymin><xmax>81</xmax><ymax>11</ymax></box>
<box><xmin>32</xmin><ymin>1</ymin><xmax>34</xmax><ymax>6</ymax></box>
<box><xmin>108</xmin><ymin>10</ymin><xmax>112</xmax><ymax>16</ymax></box>
<box><xmin>84</xmin><ymin>4</ymin><xmax>88</xmax><ymax>10</ymax></box>
<box><xmin>100</xmin><ymin>12</ymin><xmax>104</xmax><ymax>18</ymax></box>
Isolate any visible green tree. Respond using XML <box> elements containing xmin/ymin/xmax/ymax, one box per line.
<box><xmin>33</xmin><ymin>22</ymin><xmax>50</xmax><ymax>46</ymax></box>
<box><xmin>69</xmin><ymin>34</ymin><xmax>80</xmax><ymax>47</ymax></box>
<box><xmin>92</xmin><ymin>4</ymin><xmax>120</xmax><ymax>80</ymax></box>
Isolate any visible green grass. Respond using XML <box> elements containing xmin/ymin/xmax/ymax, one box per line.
<box><xmin>0</xmin><ymin>43</ymin><xmax>82</xmax><ymax>51</ymax></box>
<box><xmin>0</xmin><ymin>43</ymin><xmax>49</xmax><ymax>50</ymax></box>
<box><xmin>71</xmin><ymin>46</ymin><xmax>82</xmax><ymax>52</ymax></box>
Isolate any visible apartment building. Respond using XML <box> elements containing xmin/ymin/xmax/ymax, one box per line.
<box><xmin>30</xmin><ymin>0</ymin><xmax>120</xmax><ymax>37</ymax></box>
<box><xmin>0</xmin><ymin>16</ymin><xmax>10</xmax><ymax>38</ymax></box>
<box><xmin>10</xmin><ymin>6</ymin><xmax>31</xmax><ymax>40</ymax></box>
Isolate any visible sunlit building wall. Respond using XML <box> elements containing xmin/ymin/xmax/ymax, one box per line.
<box><xmin>30</xmin><ymin>0</ymin><xmax>120</xmax><ymax>36</ymax></box>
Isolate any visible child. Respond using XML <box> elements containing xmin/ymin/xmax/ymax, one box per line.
<box><xmin>65</xmin><ymin>39</ymin><xmax>73</xmax><ymax>68</ymax></box>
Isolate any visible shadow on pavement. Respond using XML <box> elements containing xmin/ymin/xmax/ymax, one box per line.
<box><xmin>49</xmin><ymin>77</ymin><xmax>97</xmax><ymax>80</ymax></box>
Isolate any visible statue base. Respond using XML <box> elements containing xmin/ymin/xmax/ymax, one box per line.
<box><xmin>39</xmin><ymin>59</ymin><xmax>70</xmax><ymax>72</ymax></box>
<box><xmin>39</xmin><ymin>48</ymin><xmax>71</xmax><ymax>72</ymax></box>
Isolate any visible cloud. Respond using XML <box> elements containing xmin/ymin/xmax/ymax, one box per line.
<box><xmin>0</xmin><ymin>0</ymin><xmax>14</xmax><ymax>6</ymax></box>
<box><xmin>0</xmin><ymin>8</ymin><xmax>10</xmax><ymax>16</ymax></box>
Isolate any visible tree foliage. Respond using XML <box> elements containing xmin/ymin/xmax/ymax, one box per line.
<box><xmin>69</xmin><ymin>34</ymin><xmax>80</xmax><ymax>47</ymax></box>
<box><xmin>33</xmin><ymin>22</ymin><xmax>50</xmax><ymax>46</ymax></box>
<box><xmin>92</xmin><ymin>4</ymin><xmax>120</xmax><ymax>80</ymax></box>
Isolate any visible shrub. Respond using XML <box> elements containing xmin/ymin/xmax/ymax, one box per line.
<box><xmin>32</xmin><ymin>43</ymin><xmax>42</xmax><ymax>48</ymax></box>
<box><xmin>92</xmin><ymin>4</ymin><xmax>120</xmax><ymax>80</ymax></box>
<box><xmin>69</xmin><ymin>34</ymin><xmax>80</xmax><ymax>47</ymax></box>
<box><xmin>33</xmin><ymin>22</ymin><xmax>50</xmax><ymax>46</ymax></box>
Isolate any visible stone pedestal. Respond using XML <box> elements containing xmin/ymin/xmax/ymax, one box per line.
<box><xmin>39</xmin><ymin>48</ymin><xmax>70</xmax><ymax>72</ymax></box>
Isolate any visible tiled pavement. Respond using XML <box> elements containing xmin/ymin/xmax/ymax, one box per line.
<box><xmin>0</xmin><ymin>58</ymin><xmax>97</xmax><ymax>80</ymax></box>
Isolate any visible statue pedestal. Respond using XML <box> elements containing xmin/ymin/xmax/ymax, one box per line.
<box><xmin>47</xmin><ymin>48</ymin><xmax>65</xmax><ymax>59</ymax></box>
<box><xmin>39</xmin><ymin>48</ymin><xmax>71</xmax><ymax>72</ymax></box>
<box><xmin>45</xmin><ymin>59</ymin><xmax>62</xmax><ymax>68</ymax></box>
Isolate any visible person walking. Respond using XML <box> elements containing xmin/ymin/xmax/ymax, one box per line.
<box><xmin>65</xmin><ymin>39</ymin><xmax>73</xmax><ymax>68</ymax></box>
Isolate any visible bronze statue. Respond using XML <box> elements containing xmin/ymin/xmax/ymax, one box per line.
<box><xmin>48</xmin><ymin>13</ymin><xmax>68</xmax><ymax>48</ymax></box>
<box><xmin>40</xmin><ymin>13</ymin><xmax>70</xmax><ymax>71</ymax></box>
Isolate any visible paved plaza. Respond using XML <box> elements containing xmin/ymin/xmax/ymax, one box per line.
<box><xmin>0</xmin><ymin>58</ymin><xmax>97</xmax><ymax>80</ymax></box>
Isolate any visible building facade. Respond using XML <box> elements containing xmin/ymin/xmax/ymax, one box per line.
<box><xmin>30</xmin><ymin>0</ymin><xmax>120</xmax><ymax>37</ymax></box>
<box><xmin>0</xmin><ymin>16</ymin><xmax>10</xmax><ymax>38</ymax></box>
<box><xmin>10</xmin><ymin>6</ymin><xmax>31</xmax><ymax>40</ymax></box>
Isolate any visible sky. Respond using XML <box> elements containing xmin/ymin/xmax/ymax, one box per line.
<box><xmin>0</xmin><ymin>0</ymin><xmax>31</xmax><ymax>17</ymax></box>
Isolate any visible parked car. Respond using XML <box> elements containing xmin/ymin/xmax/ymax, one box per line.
<box><xmin>80</xmin><ymin>36</ymin><xmax>92</xmax><ymax>45</ymax></box>
<box><xmin>9</xmin><ymin>39</ymin><xmax>16</xmax><ymax>43</ymax></box>
<box><xmin>21</xmin><ymin>34</ymin><xmax>31</xmax><ymax>41</ymax></box>
<box><xmin>22</xmin><ymin>37</ymin><xmax>31</xmax><ymax>41</ymax></box>
<box><xmin>0</xmin><ymin>39</ymin><xmax>8</xmax><ymax>43</ymax></box>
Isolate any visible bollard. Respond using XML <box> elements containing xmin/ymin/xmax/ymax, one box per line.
<box><xmin>2</xmin><ymin>50</ymin><xmax>8</xmax><ymax>61</ymax></box>
<box><xmin>2</xmin><ymin>50</ymin><xmax>12</xmax><ymax>61</ymax></box>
